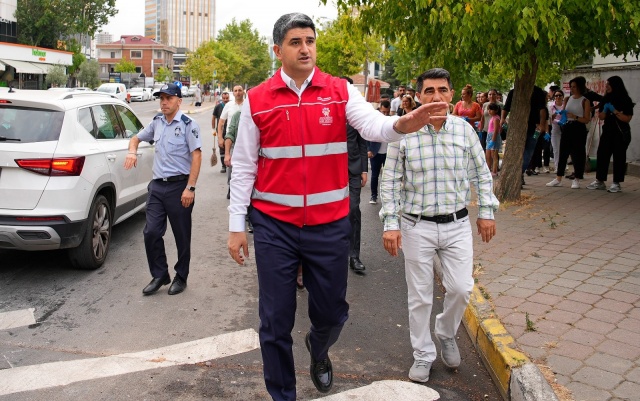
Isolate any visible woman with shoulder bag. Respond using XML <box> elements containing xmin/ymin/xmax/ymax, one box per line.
<box><xmin>586</xmin><ymin>76</ymin><xmax>635</xmax><ymax>193</ymax></box>
<box><xmin>546</xmin><ymin>77</ymin><xmax>591</xmax><ymax>189</ymax></box>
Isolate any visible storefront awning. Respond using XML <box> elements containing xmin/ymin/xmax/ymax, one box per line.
<box><xmin>0</xmin><ymin>59</ymin><xmax>45</xmax><ymax>74</ymax></box>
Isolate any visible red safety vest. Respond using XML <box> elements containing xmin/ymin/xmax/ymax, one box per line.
<box><xmin>249</xmin><ymin>67</ymin><xmax>349</xmax><ymax>227</ymax></box>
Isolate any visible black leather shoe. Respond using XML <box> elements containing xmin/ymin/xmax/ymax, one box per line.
<box><xmin>142</xmin><ymin>275</ymin><xmax>170</xmax><ymax>295</ymax></box>
<box><xmin>305</xmin><ymin>332</ymin><xmax>333</xmax><ymax>393</ymax></box>
<box><xmin>349</xmin><ymin>258</ymin><xmax>366</xmax><ymax>274</ymax></box>
<box><xmin>168</xmin><ymin>276</ymin><xmax>187</xmax><ymax>295</ymax></box>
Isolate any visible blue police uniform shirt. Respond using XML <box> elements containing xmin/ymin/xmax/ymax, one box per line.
<box><xmin>137</xmin><ymin>111</ymin><xmax>202</xmax><ymax>179</ymax></box>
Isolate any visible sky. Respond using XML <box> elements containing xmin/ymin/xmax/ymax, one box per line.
<box><xmin>103</xmin><ymin>0</ymin><xmax>339</xmax><ymax>41</ymax></box>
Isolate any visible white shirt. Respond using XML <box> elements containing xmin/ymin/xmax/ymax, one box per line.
<box><xmin>390</xmin><ymin>97</ymin><xmax>401</xmax><ymax>115</ymax></box>
<box><xmin>220</xmin><ymin>101</ymin><xmax>243</xmax><ymax>134</ymax></box>
<box><xmin>228</xmin><ymin>68</ymin><xmax>403</xmax><ymax>231</ymax></box>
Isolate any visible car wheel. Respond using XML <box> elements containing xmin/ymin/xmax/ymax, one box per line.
<box><xmin>68</xmin><ymin>194</ymin><xmax>112</xmax><ymax>270</ymax></box>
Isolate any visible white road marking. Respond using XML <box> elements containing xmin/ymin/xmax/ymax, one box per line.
<box><xmin>0</xmin><ymin>308</ymin><xmax>36</xmax><ymax>330</ymax></box>
<box><xmin>0</xmin><ymin>328</ymin><xmax>260</xmax><ymax>396</ymax></box>
<box><xmin>312</xmin><ymin>380</ymin><xmax>440</xmax><ymax>400</ymax></box>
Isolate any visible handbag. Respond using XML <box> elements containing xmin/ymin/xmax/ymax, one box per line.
<box><xmin>615</xmin><ymin>118</ymin><xmax>632</xmax><ymax>147</ymax></box>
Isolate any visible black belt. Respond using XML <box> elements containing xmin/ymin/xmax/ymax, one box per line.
<box><xmin>405</xmin><ymin>208</ymin><xmax>468</xmax><ymax>224</ymax></box>
<box><xmin>154</xmin><ymin>174</ymin><xmax>189</xmax><ymax>182</ymax></box>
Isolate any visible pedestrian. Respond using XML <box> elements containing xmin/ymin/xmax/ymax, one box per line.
<box><xmin>194</xmin><ymin>84</ymin><xmax>202</xmax><ymax>107</ymax></box>
<box><xmin>390</xmin><ymin>85</ymin><xmax>406</xmax><ymax>116</ymax></box>
<box><xmin>587</xmin><ymin>76</ymin><xmax>635</xmax><ymax>192</ymax></box>
<box><xmin>227</xmin><ymin>13</ymin><xmax>448</xmax><ymax>401</ymax></box>
<box><xmin>368</xmin><ymin>100</ymin><xmax>391</xmax><ymax>204</ymax></box>
<box><xmin>217</xmin><ymin>85</ymin><xmax>245</xmax><ymax>176</ymax></box>
<box><xmin>379</xmin><ymin>67</ymin><xmax>498</xmax><ymax>383</ymax></box>
<box><xmin>124</xmin><ymin>83</ymin><xmax>202</xmax><ymax>296</ymax></box>
<box><xmin>212</xmin><ymin>91</ymin><xmax>229</xmax><ymax>169</ymax></box>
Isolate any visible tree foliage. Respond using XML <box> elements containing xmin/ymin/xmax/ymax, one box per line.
<box><xmin>155</xmin><ymin>66</ymin><xmax>173</xmax><ymax>83</ymax></box>
<box><xmin>15</xmin><ymin>0</ymin><xmax>116</xmax><ymax>48</ymax></box>
<box><xmin>45</xmin><ymin>65</ymin><xmax>68</xmax><ymax>87</ymax></box>
<box><xmin>114</xmin><ymin>58</ymin><xmax>136</xmax><ymax>74</ymax></box>
<box><xmin>330</xmin><ymin>0</ymin><xmax>640</xmax><ymax>201</ymax></box>
<box><xmin>77</xmin><ymin>59</ymin><xmax>100</xmax><ymax>88</ymax></box>
<box><xmin>216</xmin><ymin>19</ymin><xmax>271</xmax><ymax>86</ymax></box>
<box><xmin>316</xmin><ymin>13</ymin><xmax>387</xmax><ymax>77</ymax></box>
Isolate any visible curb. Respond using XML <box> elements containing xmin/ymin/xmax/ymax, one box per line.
<box><xmin>461</xmin><ymin>286</ymin><xmax>558</xmax><ymax>401</ymax></box>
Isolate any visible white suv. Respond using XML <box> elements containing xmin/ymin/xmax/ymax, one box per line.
<box><xmin>0</xmin><ymin>90</ymin><xmax>154</xmax><ymax>269</ymax></box>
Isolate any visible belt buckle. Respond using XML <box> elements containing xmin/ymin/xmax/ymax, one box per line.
<box><xmin>435</xmin><ymin>215</ymin><xmax>449</xmax><ymax>224</ymax></box>
<box><xmin>162</xmin><ymin>177</ymin><xmax>168</xmax><ymax>182</ymax></box>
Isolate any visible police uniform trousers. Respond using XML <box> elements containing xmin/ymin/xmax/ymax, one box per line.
<box><xmin>250</xmin><ymin>207</ymin><xmax>350</xmax><ymax>401</ymax></box>
<box><xmin>143</xmin><ymin>180</ymin><xmax>193</xmax><ymax>281</ymax></box>
<box><xmin>401</xmin><ymin>214</ymin><xmax>474</xmax><ymax>363</ymax></box>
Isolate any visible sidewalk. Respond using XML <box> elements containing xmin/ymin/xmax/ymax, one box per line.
<box><xmin>468</xmin><ymin>170</ymin><xmax>640</xmax><ymax>401</ymax></box>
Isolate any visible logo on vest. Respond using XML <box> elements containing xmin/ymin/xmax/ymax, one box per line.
<box><xmin>317</xmin><ymin>96</ymin><xmax>332</xmax><ymax>102</ymax></box>
<box><xmin>319</xmin><ymin>107</ymin><xmax>333</xmax><ymax>125</ymax></box>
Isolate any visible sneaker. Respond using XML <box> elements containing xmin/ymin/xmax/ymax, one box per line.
<box><xmin>546</xmin><ymin>178</ymin><xmax>562</xmax><ymax>187</ymax></box>
<box><xmin>369</xmin><ymin>197</ymin><xmax>377</xmax><ymax>204</ymax></box>
<box><xmin>549</xmin><ymin>167</ymin><xmax>556</xmax><ymax>174</ymax></box>
<box><xmin>541</xmin><ymin>167</ymin><xmax>550</xmax><ymax>174</ymax></box>
<box><xmin>608</xmin><ymin>183</ymin><xmax>621</xmax><ymax>193</ymax></box>
<box><xmin>534</xmin><ymin>167</ymin><xmax>540</xmax><ymax>174</ymax></box>
<box><xmin>408</xmin><ymin>360</ymin><xmax>433</xmax><ymax>383</ymax></box>
<box><xmin>437</xmin><ymin>336</ymin><xmax>461</xmax><ymax>368</ymax></box>
<box><xmin>571</xmin><ymin>179</ymin><xmax>580</xmax><ymax>189</ymax></box>
<box><xmin>586</xmin><ymin>180</ymin><xmax>606</xmax><ymax>190</ymax></box>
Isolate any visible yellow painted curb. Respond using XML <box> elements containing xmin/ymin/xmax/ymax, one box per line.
<box><xmin>462</xmin><ymin>285</ymin><xmax>529</xmax><ymax>401</ymax></box>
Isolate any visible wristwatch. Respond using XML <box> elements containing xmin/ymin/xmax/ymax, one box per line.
<box><xmin>186</xmin><ymin>185</ymin><xmax>196</xmax><ymax>192</ymax></box>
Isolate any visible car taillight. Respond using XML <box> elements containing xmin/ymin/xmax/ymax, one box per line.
<box><xmin>15</xmin><ymin>157</ymin><xmax>85</xmax><ymax>176</ymax></box>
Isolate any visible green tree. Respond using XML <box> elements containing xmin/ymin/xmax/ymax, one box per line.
<box><xmin>316</xmin><ymin>13</ymin><xmax>387</xmax><ymax>77</ymax></box>
<box><xmin>114</xmin><ymin>58</ymin><xmax>136</xmax><ymax>74</ymax></box>
<box><xmin>183</xmin><ymin>39</ymin><xmax>245</xmax><ymax>87</ymax></box>
<box><xmin>155</xmin><ymin>66</ymin><xmax>173</xmax><ymax>83</ymax></box>
<box><xmin>45</xmin><ymin>65</ymin><xmax>68</xmax><ymax>87</ymax></box>
<box><xmin>330</xmin><ymin>0</ymin><xmax>640</xmax><ymax>201</ymax></box>
<box><xmin>77</xmin><ymin>59</ymin><xmax>100</xmax><ymax>88</ymax></box>
<box><xmin>216</xmin><ymin>19</ymin><xmax>271</xmax><ymax>86</ymax></box>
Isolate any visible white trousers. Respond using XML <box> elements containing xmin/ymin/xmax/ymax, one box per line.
<box><xmin>401</xmin><ymin>214</ymin><xmax>474</xmax><ymax>362</ymax></box>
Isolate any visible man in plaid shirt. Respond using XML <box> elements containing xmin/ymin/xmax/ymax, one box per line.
<box><xmin>379</xmin><ymin>68</ymin><xmax>499</xmax><ymax>383</ymax></box>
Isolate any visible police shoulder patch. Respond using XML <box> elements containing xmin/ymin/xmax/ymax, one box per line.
<box><xmin>181</xmin><ymin>114</ymin><xmax>192</xmax><ymax>124</ymax></box>
<box><xmin>153</xmin><ymin>112</ymin><xmax>163</xmax><ymax>119</ymax></box>
<box><xmin>191</xmin><ymin>128</ymin><xmax>199</xmax><ymax>138</ymax></box>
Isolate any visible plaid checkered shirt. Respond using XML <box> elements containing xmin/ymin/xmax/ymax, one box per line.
<box><xmin>380</xmin><ymin>115</ymin><xmax>499</xmax><ymax>231</ymax></box>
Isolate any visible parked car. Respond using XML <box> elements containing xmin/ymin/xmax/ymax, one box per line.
<box><xmin>128</xmin><ymin>87</ymin><xmax>151</xmax><ymax>102</ymax></box>
<box><xmin>187</xmin><ymin>86</ymin><xmax>197</xmax><ymax>97</ymax></box>
<box><xmin>96</xmin><ymin>83</ymin><xmax>128</xmax><ymax>103</ymax></box>
<box><xmin>180</xmin><ymin>86</ymin><xmax>190</xmax><ymax>98</ymax></box>
<box><xmin>0</xmin><ymin>90</ymin><xmax>154</xmax><ymax>269</ymax></box>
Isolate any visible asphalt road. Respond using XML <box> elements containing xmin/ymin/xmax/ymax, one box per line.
<box><xmin>0</xmin><ymin>100</ymin><xmax>501</xmax><ymax>400</ymax></box>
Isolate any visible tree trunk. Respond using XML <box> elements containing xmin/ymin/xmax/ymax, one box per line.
<box><xmin>495</xmin><ymin>57</ymin><xmax>539</xmax><ymax>202</ymax></box>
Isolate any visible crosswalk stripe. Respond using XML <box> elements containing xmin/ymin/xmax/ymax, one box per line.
<box><xmin>0</xmin><ymin>308</ymin><xmax>36</xmax><ymax>330</ymax></box>
<box><xmin>0</xmin><ymin>328</ymin><xmax>259</xmax><ymax>396</ymax></box>
<box><xmin>311</xmin><ymin>380</ymin><xmax>440</xmax><ymax>400</ymax></box>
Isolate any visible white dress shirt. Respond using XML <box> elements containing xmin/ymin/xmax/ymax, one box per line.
<box><xmin>228</xmin><ymin>69</ymin><xmax>403</xmax><ymax>231</ymax></box>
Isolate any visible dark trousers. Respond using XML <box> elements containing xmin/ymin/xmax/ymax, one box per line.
<box><xmin>596</xmin><ymin>127</ymin><xmax>630</xmax><ymax>183</ymax></box>
<box><xmin>522</xmin><ymin>128</ymin><xmax>538</xmax><ymax>174</ymax></box>
<box><xmin>369</xmin><ymin>153</ymin><xmax>386</xmax><ymax>200</ymax></box>
<box><xmin>529</xmin><ymin>134</ymin><xmax>551</xmax><ymax>169</ymax></box>
<box><xmin>250</xmin><ymin>208</ymin><xmax>350</xmax><ymax>401</ymax></box>
<box><xmin>143</xmin><ymin>180</ymin><xmax>193</xmax><ymax>281</ymax></box>
<box><xmin>556</xmin><ymin>122</ymin><xmax>588</xmax><ymax>179</ymax></box>
<box><xmin>349</xmin><ymin>175</ymin><xmax>362</xmax><ymax>260</ymax></box>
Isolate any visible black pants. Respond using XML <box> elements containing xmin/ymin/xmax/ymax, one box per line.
<box><xmin>596</xmin><ymin>126</ymin><xmax>630</xmax><ymax>183</ymax></box>
<box><xmin>529</xmin><ymin>133</ymin><xmax>551</xmax><ymax>169</ymax></box>
<box><xmin>349</xmin><ymin>175</ymin><xmax>362</xmax><ymax>260</ymax></box>
<box><xmin>143</xmin><ymin>180</ymin><xmax>193</xmax><ymax>281</ymax></box>
<box><xmin>556</xmin><ymin>122</ymin><xmax>588</xmax><ymax>179</ymax></box>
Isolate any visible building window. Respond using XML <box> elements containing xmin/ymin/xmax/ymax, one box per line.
<box><xmin>130</xmin><ymin>50</ymin><xmax>142</xmax><ymax>59</ymax></box>
<box><xmin>135</xmin><ymin>67</ymin><xmax>142</xmax><ymax>73</ymax></box>
<box><xmin>110</xmin><ymin>51</ymin><xmax>116</xmax><ymax>58</ymax></box>
<box><xmin>156</xmin><ymin>51</ymin><xmax>163</xmax><ymax>59</ymax></box>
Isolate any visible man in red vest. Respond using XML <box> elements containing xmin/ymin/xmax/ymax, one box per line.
<box><xmin>227</xmin><ymin>12</ymin><xmax>448</xmax><ymax>401</ymax></box>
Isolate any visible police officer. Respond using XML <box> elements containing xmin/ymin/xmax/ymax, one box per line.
<box><xmin>125</xmin><ymin>83</ymin><xmax>202</xmax><ymax>295</ymax></box>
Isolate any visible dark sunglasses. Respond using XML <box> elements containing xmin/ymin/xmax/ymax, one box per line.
<box><xmin>554</xmin><ymin>94</ymin><xmax>563</xmax><ymax>98</ymax></box>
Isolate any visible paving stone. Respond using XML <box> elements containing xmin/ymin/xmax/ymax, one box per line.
<box><xmin>492</xmin><ymin>295</ymin><xmax>524</xmax><ymax>309</ymax></box>
<box><xmin>525</xmin><ymin>271</ymin><xmax>559</xmax><ymax>283</ymax></box>
<box><xmin>580</xmin><ymin>258</ymin><xmax>609</xmax><ymax>267</ymax></box>
<box><xmin>594</xmin><ymin>298</ymin><xmax>634</xmax><ymax>314</ymax></box>
<box><xmin>546</xmin><ymin>354</ymin><xmax>583</xmax><ymax>376</ymax></box>
<box><xmin>562</xmin><ymin>328</ymin><xmax>605</xmax><ymax>347</ymax></box>
<box><xmin>574</xmin><ymin>317</ymin><xmax>616</xmax><ymax>335</ymax></box>
<box><xmin>584</xmin><ymin>251</ymin><xmax>616</xmax><ymax>260</ymax></box>
<box><xmin>566</xmin><ymin>291</ymin><xmax>602</xmax><ymax>305</ymax></box>
<box><xmin>519</xmin><ymin>344</ymin><xmax>547</xmax><ymax>360</ymax></box>
<box><xmin>558</xmin><ymin>270</ymin><xmax>591</xmax><ymax>282</ymax></box>
<box><xmin>605</xmin><ymin>263</ymin><xmax>636</xmax><ymax>273</ymax></box>
<box><xmin>545</xmin><ymin>309</ymin><xmax>583</xmax><ymax>325</ymax></box>
<box><xmin>550</xmin><ymin>277</ymin><xmax>583</xmax><ymax>289</ymax></box>
<box><xmin>613</xmin><ymin>381</ymin><xmax>640</xmax><ymax>401</ymax></box>
<box><xmin>616</xmin><ymin>317</ymin><xmax>640</xmax><ymax>332</ymax></box>
<box><xmin>545</xmin><ymin>259</ymin><xmax>574</xmax><ymax>268</ymax></box>
<box><xmin>576</xmin><ymin>283</ymin><xmax>611</xmax><ymax>295</ymax></box>
<box><xmin>606</xmin><ymin>328</ymin><xmax>640</xmax><ymax>347</ymax></box>
<box><xmin>517</xmin><ymin>280</ymin><xmax>547</xmax><ymax>291</ymax></box>
<box><xmin>613</xmin><ymin>281</ymin><xmax>640</xmax><ymax>294</ymax></box>
<box><xmin>569</xmin><ymin>263</ymin><xmax>602</xmax><ymax>274</ymax></box>
<box><xmin>534</xmin><ymin>319</ymin><xmax>572</xmax><ymax>337</ymax></box>
<box><xmin>596</xmin><ymin>339</ymin><xmax>640</xmax><ymax>360</ymax></box>
<box><xmin>484</xmin><ymin>282</ymin><xmax>512</xmax><ymax>295</ymax></box>
<box><xmin>504</xmin><ymin>266</ymin><xmax>535</xmax><ymax>277</ymax></box>
<box><xmin>554</xmin><ymin>252</ymin><xmax>583</xmax><ymax>262</ymax></box>
<box><xmin>517</xmin><ymin>261</ymin><xmax>546</xmax><ymax>270</ymax></box>
<box><xmin>573</xmin><ymin>366</ymin><xmax>623</xmax><ymax>390</ymax></box>
<box><xmin>554</xmin><ymin>373</ymin><xmax>571</xmax><ymax>386</ymax></box>
<box><xmin>565</xmin><ymin>381</ymin><xmax>612</xmax><ymax>401</ymax></box>
<box><xmin>594</xmin><ymin>269</ymin><xmax>627</xmax><ymax>280</ymax></box>
<box><xmin>626</xmin><ymin>366</ymin><xmax>640</xmax><ymax>383</ymax></box>
<box><xmin>516</xmin><ymin>301</ymin><xmax>552</xmax><ymax>316</ymax></box>
<box><xmin>585</xmin><ymin>352</ymin><xmax>634</xmax><ymax>375</ymax></box>
<box><xmin>527</xmin><ymin>292</ymin><xmax>563</xmax><ymax>306</ymax></box>
<box><xmin>610</xmin><ymin>256</ymin><xmax>639</xmax><ymax>267</ymax></box>
<box><xmin>504</xmin><ymin>286</ymin><xmax>537</xmax><ymax>298</ymax></box>
<box><xmin>518</xmin><ymin>331</ymin><xmax>557</xmax><ymax>348</ymax></box>
<box><xmin>624</xmin><ymin>274</ymin><xmax>640</xmax><ymax>286</ymax></box>
<box><xmin>585</xmin><ymin>308</ymin><xmax>625</xmax><ymax>324</ymax></box>
<box><xmin>554</xmin><ymin>341</ymin><xmax>596</xmax><ymax>360</ymax></box>
<box><xmin>555</xmin><ymin>299</ymin><xmax>593</xmax><ymax>314</ymax></box>
<box><xmin>502</xmin><ymin>311</ymin><xmax>527</xmax><ymax>327</ymax></box>
<box><xmin>495</xmin><ymin>274</ymin><xmax>522</xmax><ymax>284</ymax></box>
<box><xmin>585</xmin><ymin>276</ymin><xmax>619</xmax><ymax>287</ymax></box>
<box><xmin>538</xmin><ymin>285</ymin><xmax>573</xmax><ymax>296</ymax></box>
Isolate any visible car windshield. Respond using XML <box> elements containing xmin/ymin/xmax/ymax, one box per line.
<box><xmin>0</xmin><ymin>106</ymin><xmax>64</xmax><ymax>143</ymax></box>
<box><xmin>130</xmin><ymin>88</ymin><xmax>143</xmax><ymax>93</ymax></box>
<box><xmin>97</xmin><ymin>86</ymin><xmax>116</xmax><ymax>94</ymax></box>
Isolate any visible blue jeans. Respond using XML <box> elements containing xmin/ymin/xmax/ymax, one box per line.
<box><xmin>522</xmin><ymin>128</ymin><xmax>538</xmax><ymax>174</ymax></box>
<box><xmin>369</xmin><ymin>153</ymin><xmax>386</xmax><ymax>199</ymax></box>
